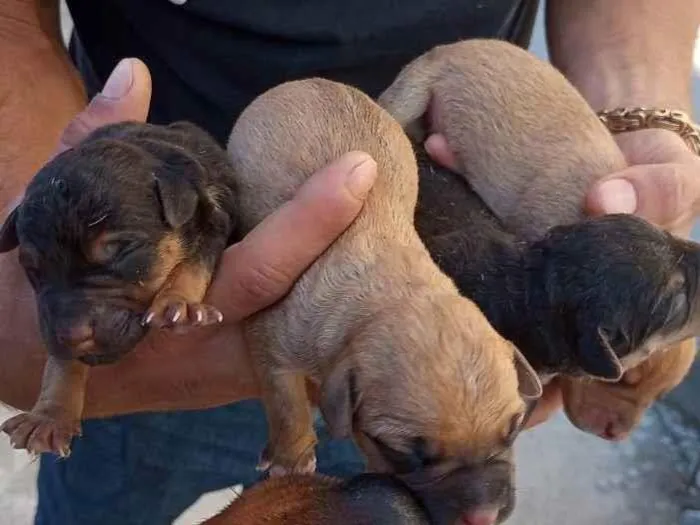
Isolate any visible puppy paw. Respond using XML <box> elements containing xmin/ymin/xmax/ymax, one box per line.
<box><xmin>142</xmin><ymin>296</ymin><xmax>223</xmax><ymax>332</ymax></box>
<box><xmin>0</xmin><ymin>408</ymin><xmax>81</xmax><ymax>458</ymax></box>
<box><xmin>256</xmin><ymin>445</ymin><xmax>317</xmax><ymax>477</ymax></box>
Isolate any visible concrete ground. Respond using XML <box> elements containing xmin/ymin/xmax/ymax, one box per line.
<box><xmin>1</xmin><ymin>3</ymin><xmax>699</xmax><ymax>524</ymax></box>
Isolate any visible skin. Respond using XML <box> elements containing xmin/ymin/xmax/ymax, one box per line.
<box><xmin>0</xmin><ymin>0</ymin><xmax>697</xmax><ymax>430</ymax></box>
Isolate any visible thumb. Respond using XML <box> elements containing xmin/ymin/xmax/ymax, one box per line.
<box><xmin>55</xmin><ymin>58</ymin><xmax>152</xmax><ymax>156</ymax></box>
<box><xmin>585</xmin><ymin>163</ymin><xmax>700</xmax><ymax>229</ymax></box>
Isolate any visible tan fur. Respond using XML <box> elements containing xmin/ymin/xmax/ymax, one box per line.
<box><xmin>201</xmin><ymin>475</ymin><xmax>342</xmax><ymax>525</ymax></box>
<box><xmin>377</xmin><ymin>38</ymin><xmax>628</xmax><ymax>242</ymax></box>
<box><xmin>226</xmin><ymin>78</ymin><xmax>542</xmax><ymax>475</ymax></box>
<box><xmin>0</xmin><ymin>356</ymin><xmax>88</xmax><ymax>457</ymax></box>
<box><xmin>561</xmin><ymin>338</ymin><xmax>697</xmax><ymax>439</ymax></box>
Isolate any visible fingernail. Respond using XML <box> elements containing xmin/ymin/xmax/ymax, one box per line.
<box><xmin>101</xmin><ymin>59</ymin><xmax>134</xmax><ymax>100</ymax></box>
<box><xmin>344</xmin><ymin>154</ymin><xmax>377</xmax><ymax>199</ymax></box>
<box><xmin>596</xmin><ymin>178</ymin><xmax>638</xmax><ymax>214</ymax></box>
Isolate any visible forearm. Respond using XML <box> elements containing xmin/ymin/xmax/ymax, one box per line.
<box><xmin>0</xmin><ymin>0</ymin><xmax>86</xmax><ymax>209</ymax></box>
<box><xmin>546</xmin><ymin>0</ymin><xmax>700</xmax><ymax>113</ymax></box>
<box><xmin>0</xmin><ymin>1</ymin><xmax>86</xmax><ymax>411</ymax></box>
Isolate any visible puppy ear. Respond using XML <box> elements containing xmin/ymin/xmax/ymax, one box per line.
<box><xmin>577</xmin><ymin>327</ymin><xmax>624</xmax><ymax>382</ymax></box>
<box><xmin>512</xmin><ymin>346</ymin><xmax>543</xmax><ymax>400</ymax></box>
<box><xmin>154</xmin><ymin>153</ymin><xmax>201</xmax><ymax>229</ymax></box>
<box><xmin>319</xmin><ymin>358</ymin><xmax>360</xmax><ymax>439</ymax></box>
<box><xmin>0</xmin><ymin>206</ymin><xmax>20</xmax><ymax>253</ymax></box>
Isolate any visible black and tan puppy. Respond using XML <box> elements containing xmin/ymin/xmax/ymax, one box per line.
<box><xmin>0</xmin><ymin>121</ymin><xmax>238</xmax><ymax>456</ymax></box>
<box><xmin>227</xmin><ymin>77</ymin><xmax>542</xmax><ymax>525</ymax></box>
<box><xmin>414</xmin><ymin>148</ymin><xmax>700</xmax><ymax>384</ymax></box>
<box><xmin>380</xmin><ymin>38</ymin><xmax>700</xmax><ymax>385</ymax></box>
<box><xmin>201</xmin><ymin>474</ymin><xmax>431</xmax><ymax>525</ymax></box>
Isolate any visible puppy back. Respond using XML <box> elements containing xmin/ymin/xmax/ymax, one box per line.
<box><xmin>227</xmin><ymin>78</ymin><xmax>419</xmax><ymax>242</ymax></box>
<box><xmin>380</xmin><ymin>39</ymin><xmax>628</xmax><ymax>241</ymax></box>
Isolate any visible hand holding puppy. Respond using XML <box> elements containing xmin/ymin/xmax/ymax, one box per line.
<box><xmin>0</xmin><ymin>59</ymin><xmax>377</xmax><ymax>427</ymax></box>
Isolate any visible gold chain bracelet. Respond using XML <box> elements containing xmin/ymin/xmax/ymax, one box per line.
<box><xmin>597</xmin><ymin>107</ymin><xmax>700</xmax><ymax>156</ymax></box>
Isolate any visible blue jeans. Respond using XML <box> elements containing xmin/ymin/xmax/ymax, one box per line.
<box><xmin>35</xmin><ymin>400</ymin><xmax>366</xmax><ymax>525</ymax></box>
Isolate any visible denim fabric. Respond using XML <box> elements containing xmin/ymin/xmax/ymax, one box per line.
<box><xmin>35</xmin><ymin>400</ymin><xmax>365</xmax><ymax>525</ymax></box>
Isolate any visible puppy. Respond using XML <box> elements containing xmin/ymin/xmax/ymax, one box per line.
<box><xmin>378</xmin><ymin>38</ymin><xmax>627</xmax><ymax>243</ymax></box>
<box><xmin>227</xmin><ymin>77</ymin><xmax>542</xmax><ymax>524</ymax></box>
<box><xmin>560</xmin><ymin>338</ymin><xmax>697</xmax><ymax>440</ymax></box>
<box><xmin>379</xmin><ymin>38</ymin><xmax>700</xmax><ymax>384</ymax></box>
<box><xmin>201</xmin><ymin>474</ymin><xmax>431</xmax><ymax>525</ymax></box>
<box><xmin>0</xmin><ymin>121</ymin><xmax>238</xmax><ymax>456</ymax></box>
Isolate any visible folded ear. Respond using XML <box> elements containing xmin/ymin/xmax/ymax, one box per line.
<box><xmin>0</xmin><ymin>206</ymin><xmax>20</xmax><ymax>253</ymax></box>
<box><xmin>577</xmin><ymin>327</ymin><xmax>624</xmax><ymax>382</ymax></box>
<box><xmin>319</xmin><ymin>358</ymin><xmax>361</xmax><ymax>439</ymax></box>
<box><xmin>512</xmin><ymin>346</ymin><xmax>543</xmax><ymax>400</ymax></box>
<box><xmin>153</xmin><ymin>149</ymin><xmax>202</xmax><ymax>229</ymax></box>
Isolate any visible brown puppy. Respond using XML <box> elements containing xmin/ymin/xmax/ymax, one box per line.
<box><xmin>379</xmin><ymin>38</ymin><xmax>700</xmax><ymax>384</ymax></box>
<box><xmin>227</xmin><ymin>78</ymin><xmax>542</xmax><ymax>524</ymax></box>
<box><xmin>378</xmin><ymin>38</ymin><xmax>627</xmax><ymax>243</ymax></box>
<box><xmin>560</xmin><ymin>338</ymin><xmax>697</xmax><ymax>440</ymax></box>
<box><xmin>0</xmin><ymin>121</ymin><xmax>239</xmax><ymax>457</ymax></box>
<box><xmin>200</xmin><ymin>474</ymin><xmax>431</xmax><ymax>525</ymax></box>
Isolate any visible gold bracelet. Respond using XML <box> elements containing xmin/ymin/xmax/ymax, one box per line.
<box><xmin>597</xmin><ymin>107</ymin><xmax>700</xmax><ymax>156</ymax></box>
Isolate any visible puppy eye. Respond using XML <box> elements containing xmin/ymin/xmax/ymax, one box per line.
<box><xmin>100</xmin><ymin>240</ymin><xmax>128</xmax><ymax>261</ymax></box>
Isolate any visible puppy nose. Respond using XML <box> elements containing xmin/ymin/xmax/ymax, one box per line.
<box><xmin>461</xmin><ymin>509</ymin><xmax>500</xmax><ymax>525</ymax></box>
<box><xmin>57</xmin><ymin>323</ymin><xmax>95</xmax><ymax>348</ymax></box>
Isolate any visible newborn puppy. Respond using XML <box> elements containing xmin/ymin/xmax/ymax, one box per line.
<box><xmin>414</xmin><ymin>151</ymin><xmax>700</xmax><ymax>382</ymax></box>
<box><xmin>0</xmin><ymin>121</ymin><xmax>238</xmax><ymax>456</ymax></box>
<box><xmin>560</xmin><ymin>338</ymin><xmax>697</xmax><ymax>440</ymax></box>
<box><xmin>380</xmin><ymin>38</ymin><xmax>700</xmax><ymax>383</ymax></box>
<box><xmin>227</xmin><ymin>78</ymin><xmax>542</xmax><ymax>524</ymax></box>
<box><xmin>201</xmin><ymin>474</ymin><xmax>431</xmax><ymax>525</ymax></box>
<box><xmin>378</xmin><ymin>38</ymin><xmax>627</xmax><ymax>243</ymax></box>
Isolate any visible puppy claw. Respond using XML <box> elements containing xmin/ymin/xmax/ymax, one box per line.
<box><xmin>144</xmin><ymin>298</ymin><xmax>222</xmax><ymax>333</ymax></box>
<box><xmin>1</xmin><ymin>410</ymin><xmax>81</xmax><ymax>458</ymax></box>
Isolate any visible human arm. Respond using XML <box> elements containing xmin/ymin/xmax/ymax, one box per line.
<box><xmin>546</xmin><ymin>0</ymin><xmax>700</xmax><ymax>234</ymax></box>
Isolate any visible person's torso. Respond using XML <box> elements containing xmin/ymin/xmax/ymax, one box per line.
<box><xmin>66</xmin><ymin>0</ymin><xmax>539</xmax><ymax>144</ymax></box>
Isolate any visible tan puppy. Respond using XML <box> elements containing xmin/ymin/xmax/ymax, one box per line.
<box><xmin>560</xmin><ymin>338</ymin><xmax>697</xmax><ymax>440</ymax></box>
<box><xmin>226</xmin><ymin>78</ymin><xmax>542</xmax><ymax>524</ymax></box>
<box><xmin>378</xmin><ymin>38</ymin><xmax>627</xmax><ymax>243</ymax></box>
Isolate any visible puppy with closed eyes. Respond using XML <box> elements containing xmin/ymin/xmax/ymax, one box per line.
<box><xmin>0</xmin><ymin>121</ymin><xmax>238</xmax><ymax>457</ymax></box>
<box><xmin>227</xmin><ymin>77</ymin><xmax>543</xmax><ymax>525</ymax></box>
<box><xmin>380</xmin><ymin>38</ymin><xmax>700</xmax><ymax>387</ymax></box>
<box><xmin>560</xmin><ymin>338</ymin><xmax>697</xmax><ymax>441</ymax></box>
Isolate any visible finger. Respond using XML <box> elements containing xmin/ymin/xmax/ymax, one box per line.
<box><xmin>584</xmin><ymin>162</ymin><xmax>700</xmax><ymax>230</ymax></box>
<box><xmin>54</xmin><ymin>58</ymin><xmax>152</xmax><ymax>157</ymax></box>
<box><xmin>424</xmin><ymin>133</ymin><xmax>459</xmax><ymax>171</ymax></box>
<box><xmin>208</xmin><ymin>151</ymin><xmax>378</xmax><ymax>321</ymax></box>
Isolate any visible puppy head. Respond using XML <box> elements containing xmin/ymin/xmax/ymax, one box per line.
<box><xmin>319</xmin><ymin>294</ymin><xmax>541</xmax><ymax>524</ymax></box>
<box><xmin>527</xmin><ymin>214</ymin><xmax>700</xmax><ymax>381</ymax></box>
<box><xmin>561</xmin><ymin>338</ymin><xmax>697</xmax><ymax>441</ymax></box>
<box><xmin>0</xmin><ymin>126</ymin><xmax>211</xmax><ymax>364</ymax></box>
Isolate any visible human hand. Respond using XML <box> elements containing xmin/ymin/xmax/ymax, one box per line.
<box><xmin>584</xmin><ymin>128</ymin><xmax>700</xmax><ymax>237</ymax></box>
<box><xmin>0</xmin><ymin>58</ymin><xmax>377</xmax><ymax>418</ymax></box>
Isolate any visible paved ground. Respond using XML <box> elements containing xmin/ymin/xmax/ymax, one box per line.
<box><xmin>0</xmin><ymin>3</ymin><xmax>699</xmax><ymax>524</ymax></box>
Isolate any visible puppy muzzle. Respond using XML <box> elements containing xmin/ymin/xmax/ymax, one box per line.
<box><xmin>39</xmin><ymin>292</ymin><xmax>148</xmax><ymax>365</ymax></box>
<box><xmin>397</xmin><ymin>459</ymin><xmax>514</xmax><ymax>525</ymax></box>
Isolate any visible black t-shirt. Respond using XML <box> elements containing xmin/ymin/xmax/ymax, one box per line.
<box><xmin>66</xmin><ymin>0</ymin><xmax>539</xmax><ymax>144</ymax></box>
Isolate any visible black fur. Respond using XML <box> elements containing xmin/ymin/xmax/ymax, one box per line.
<box><xmin>0</xmin><ymin>121</ymin><xmax>238</xmax><ymax>363</ymax></box>
<box><xmin>414</xmin><ymin>147</ymin><xmax>699</xmax><ymax>380</ymax></box>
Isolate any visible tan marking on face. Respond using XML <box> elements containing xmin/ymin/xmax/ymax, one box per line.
<box><xmin>126</xmin><ymin>233</ymin><xmax>187</xmax><ymax>304</ymax></box>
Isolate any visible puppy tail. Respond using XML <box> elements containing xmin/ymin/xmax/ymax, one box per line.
<box><xmin>377</xmin><ymin>52</ymin><xmax>442</xmax><ymax>143</ymax></box>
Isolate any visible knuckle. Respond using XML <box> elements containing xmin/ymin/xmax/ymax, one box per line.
<box><xmin>60</xmin><ymin>114</ymin><xmax>97</xmax><ymax>148</ymax></box>
<box><xmin>235</xmin><ymin>261</ymin><xmax>295</xmax><ymax>305</ymax></box>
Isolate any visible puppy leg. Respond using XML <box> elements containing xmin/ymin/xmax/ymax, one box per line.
<box><xmin>256</xmin><ymin>370</ymin><xmax>318</xmax><ymax>477</ymax></box>
<box><xmin>143</xmin><ymin>259</ymin><xmax>222</xmax><ymax>332</ymax></box>
<box><xmin>1</xmin><ymin>356</ymin><xmax>88</xmax><ymax>457</ymax></box>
